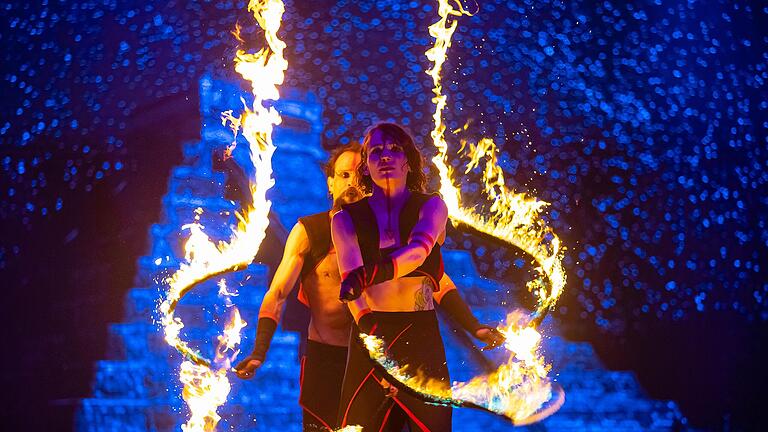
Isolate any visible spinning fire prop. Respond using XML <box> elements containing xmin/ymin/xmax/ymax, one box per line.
<box><xmin>157</xmin><ymin>0</ymin><xmax>287</xmax><ymax>430</ymax></box>
<box><xmin>158</xmin><ymin>0</ymin><xmax>565</xmax><ymax>428</ymax></box>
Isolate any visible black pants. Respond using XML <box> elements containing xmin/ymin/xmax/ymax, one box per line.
<box><xmin>299</xmin><ymin>340</ymin><xmax>348</xmax><ymax>431</ymax></box>
<box><xmin>337</xmin><ymin>310</ymin><xmax>452</xmax><ymax>431</ymax></box>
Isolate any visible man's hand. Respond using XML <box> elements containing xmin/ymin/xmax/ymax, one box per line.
<box><xmin>234</xmin><ymin>354</ymin><xmax>263</xmax><ymax>379</ymax></box>
<box><xmin>475</xmin><ymin>326</ymin><xmax>506</xmax><ymax>351</ymax></box>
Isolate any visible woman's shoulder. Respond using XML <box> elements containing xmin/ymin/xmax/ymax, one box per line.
<box><xmin>416</xmin><ymin>192</ymin><xmax>446</xmax><ymax>208</ymax></box>
<box><xmin>418</xmin><ymin>193</ymin><xmax>448</xmax><ymax>218</ymax></box>
<box><xmin>410</xmin><ymin>191</ymin><xmax>443</xmax><ymax>205</ymax></box>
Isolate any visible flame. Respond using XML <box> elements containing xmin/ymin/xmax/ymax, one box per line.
<box><xmin>362</xmin><ymin>312</ymin><xmax>558</xmax><ymax>422</ymax></box>
<box><xmin>451</xmin><ymin>313</ymin><xmax>553</xmax><ymax>420</ymax></box>
<box><xmin>456</xmin><ymin>136</ymin><xmax>567</xmax><ymax>315</ymax></box>
<box><xmin>355</xmin><ymin>0</ymin><xmax>568</xmax><ymax>423</ymax></box>
<box><xmin>158</xmin><ymin>0</ymin><xmax>287</xmax><ymax>430</ymax></box>
<box><xmin>179</xmin><ymin>307</ymin><xmax>248</xmax><ymax>431</ymax></box>
<box><xmin>426</xmin><ymin>0</ymin><xmax>565</xmax><ymax>318</ymax></box>
<box><xmin>215</xmin><ymin>307</ymin><xmax>248</xmax><ymax>366</ymax></box>
<box><xmin>178</xmin><ymin>363</ymin><xmax>229</xmax><ymax>432</ymax></box>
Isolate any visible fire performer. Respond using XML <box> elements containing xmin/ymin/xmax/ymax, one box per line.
<box><xmin>236</xmin><ymin>137</ymin><xmax>500</xmax><ymax>431</ymax></box>
<box><xmin>332</xmin><ymin>123</ymin><xmax>504</xmax><ymax>431</ymax></box>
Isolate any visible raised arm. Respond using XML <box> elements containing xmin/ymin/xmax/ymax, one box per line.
<box><xmin>338</xmin><ymin>196</ymin><xmax>448</xmax><ymax>302</ymax></box>
<box><xmin>330</xmin><ymin>209</ymin><xmax>374</xmax><ymax>331</ymax></box>
<box><xmin>235</xmin><ymin>221</ymin><xmax>309</xmax><ymax>378</ymax></box>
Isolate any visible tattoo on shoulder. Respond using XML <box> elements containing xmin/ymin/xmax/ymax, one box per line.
<box><xmin>414</xmin><ymin>277</ymin><xmax>433</xmax><ymax>311</ymax></box>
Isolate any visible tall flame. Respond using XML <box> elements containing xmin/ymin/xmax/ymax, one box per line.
<box><xmin>426</xmin><ymin>0</ymin><xmax>565</xmax><ymax>318</ymax></box>
<box><xmin>358</xmin><ymin>0</ymin><xmax>568</xmax><ymax>423</ymax></box>
<box><xmin>158</xmin><ymin>0</ymin><xmax>287</xmax><ymax>430</ymax></box>
<box><xmin>180</xmin><ymin>302</ymin><xmax>248</xmax><ymax>432</ymax></box>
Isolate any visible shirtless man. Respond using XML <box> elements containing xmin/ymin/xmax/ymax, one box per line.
<box><xmin>235</xmin><ymin>143</ymin><xmax>363</xmax><ymax>431</ymax></box>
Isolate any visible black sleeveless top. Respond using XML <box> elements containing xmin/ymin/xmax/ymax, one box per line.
<box><xmin>296</xmin><ymin>211</ymin><xmax>333</xmax><ymax>305</ymax></box>
<box><xmin>341</xmin><ymin>192</ymin><xmax>445</xmax><ymax>291</ymax></box>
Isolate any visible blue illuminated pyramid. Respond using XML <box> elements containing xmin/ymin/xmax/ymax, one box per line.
<box><xmin>77</xmin><ymin>76</ymin><xmax>687</xmax><ymax>431</ymax></box>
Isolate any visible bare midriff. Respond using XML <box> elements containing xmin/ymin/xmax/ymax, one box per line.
<box><xmin>364</xmin><ymin>203</ymin><xmax>438</xmax><ymax>312</ymax></box>
<box><xmin>303</xmin><ymin>249</ymin><xmax>352</xmax><ymax>346</ymax></box>
<box><xmin>363</xmin><ymin>276</ymin><xmax>435</xmax><ymax>312</ymax></box>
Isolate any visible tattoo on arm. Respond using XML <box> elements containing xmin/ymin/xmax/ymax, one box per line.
<box><xmin>414</xmin><ymin>277</ymin><xmax>434</xmax><ymax>311</ymax></box>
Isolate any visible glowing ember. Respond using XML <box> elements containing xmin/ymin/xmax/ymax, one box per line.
<box><xmin>158</xmin><ymin>0</ymin><xmax>287</xmax><ymax>429</ymax></box>
<box><xmin>217</xmin><ymin>278</ymin><xmax>239</xmax><ymax>299</ymax></box>
<box><xmin>355</xmin><ymin>0</ymin><xmax>568</xmax><ymax>423</ymax></box>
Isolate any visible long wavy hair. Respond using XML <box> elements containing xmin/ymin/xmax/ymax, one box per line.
<box><xmin>357</xmin><ymin>122</ymin><xmax>427</xmax><ymax>193</ymax></box>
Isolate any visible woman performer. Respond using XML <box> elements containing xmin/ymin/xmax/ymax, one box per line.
<box><xmin>332</xmin><ymin>123</ymin><xmax>502</xmax><ymax>431</ymax></box>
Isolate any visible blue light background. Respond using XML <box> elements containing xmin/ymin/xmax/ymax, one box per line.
<box><xmin>1</xmin><ymin>0</ymin><xmax>766</xmax><ymax>429</ymax></box>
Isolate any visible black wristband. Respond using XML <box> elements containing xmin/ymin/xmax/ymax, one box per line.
<box><xmin>367</xmin><ymin>257</ymin><xmax>396</xmax><ymax>285</ymax></box>
<box><xmin>250</xmin><ymin>317</ymin><xmax>278</xmax><ymax>361</ymax></box>
<box><xmin>438</xmin><ymin>289</ymin><xmax>483</xmax><ymax>335</ymax></box>
<box><xmin>340</xmin><ymin>258</ymin><xmax>397</xmax><ymax>301</ymax></box>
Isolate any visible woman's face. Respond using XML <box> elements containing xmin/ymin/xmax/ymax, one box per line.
<box><xmin>365</xmin><ymin>129</ymin><xmax>410</xmax><ymax>187</ymax></box>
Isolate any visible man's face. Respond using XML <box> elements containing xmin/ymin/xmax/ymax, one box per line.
<box><xmin>328</xmin><ymin>150</ymin><xmax>363</xmax><ymax>208</ymax></box>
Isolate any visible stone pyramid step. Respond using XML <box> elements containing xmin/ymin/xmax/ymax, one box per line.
<box><xmin>77</xmin><ymin>398</ymin><xmax>304</xmax><ymax>432</ymax></box>
<box><xmin>541</xmin><ymin>337</ymin><xmax>604</xmax><ymax>370</ymax></box>
<box><xmin>105</xmin><ymin>320</ymin><xmax>297</xmax><ymax>361</ymax></box>
<box><xmin>77</xmin><ymin>398</ymin><xmax>181</xmax><ymax>432</ymax></box>
<box><xmin>450</xmin><ymin>397</ymin><xmax>682</xmax><ymax>431</ymax></box>
<box><xmin>122</xmin><ymin>264</ymin><xmax>269</xmax><ymax>322</ymax></box>
<box><xmin>92</xmin><ymin>322</ymin><xmax>302</xmax><ymax>414</ymax></box>
<box><xmin>167</xmin><ymin>165</ymin><xmax>226</xmax><ymax>198</ymax></box>
<box><xmin>91</xmin><ymin>355</ymin><xmax>300</xmax><ymax>400</ymax></box>
<box><xmin>141</xmin><ymin>221</ymin><xmax>244</xmax><ymax>263</ymax></box>
<box><xmin>160</xmin><ymin>193</ymin><xmax>238</xmax><ymax>230</ymax></box>
<box><xmin>552</xmin><ymin>369</ymin><xmax>642</xmax><ymax>396</ymax></box>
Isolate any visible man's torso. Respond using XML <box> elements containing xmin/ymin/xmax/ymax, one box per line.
<box><xmin>300</xmin><ymin>214</ymin><xmax>351</xmax><ymax>346</ymax></box>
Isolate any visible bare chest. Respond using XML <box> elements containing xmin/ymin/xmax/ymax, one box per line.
<box><xmin>313</xmin><ymin>249</ymin><xmax>340</xmax><ymax>282</ymax></box>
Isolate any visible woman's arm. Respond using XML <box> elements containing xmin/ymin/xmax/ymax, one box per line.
<box><xmin>390</xmin><ymin>195</ymin><xmax>448</xmax><ymax>276</ymax></box>
<box><xmin>331</xmin><ymin>210</ymin><xmax>374</xmax><ymax>329</ymax></box>
<box><xmin>338</xmin><ymin>195</ymin><xmax>448</xmax><ymax>301</ymax></box>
